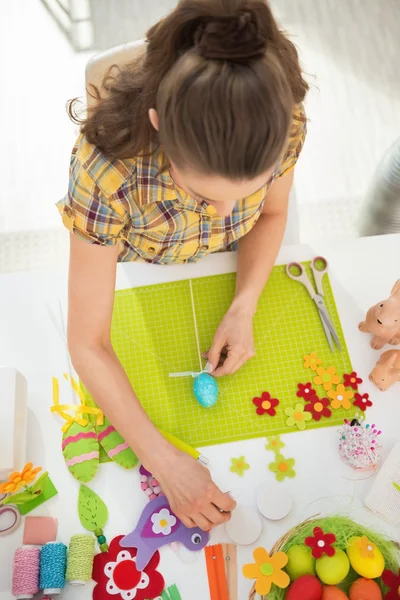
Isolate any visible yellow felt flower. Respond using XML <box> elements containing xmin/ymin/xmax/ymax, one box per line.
<box><xmin>243</xmin><ymin>547</ymin><xmax>290</xmax><ymax>595</ymax></box>
<box><xmin>0</xmin><ymin>462</ymin><xmax>42</xmax><ymax>494</ymax></box>
<box><xmin>328</xmin><ymin>384</ymin><xmax>354</xmax><ymax>409</ymax></box>
<box><xmin>356</xmin><ymin>535</ymin><xmax>375</xmax><ymax>559</ymax></box>
<box><xmin>314</xmin><ymin>366</ymin><xmax>341</xmax><ymax>391</ymax></box>
<box><xmin>269</xmin><ymin>455</ymin><xmax>296</xmax><ymax>481</ymax></box>
<box><xmin>303</xmin><ymin>352</ymin><xmax>322</xmax><ymax>371</ymax></box>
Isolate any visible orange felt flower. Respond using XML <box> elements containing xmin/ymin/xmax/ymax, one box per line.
<box><xmin>328</xmin><ymin>384</ymin><xmax>354</xmax><ymax>409</ymax></box>
<box><xmin>303</xmin><ymin>352</ymin><xmax>322</xmax><ymax>371</ymax></box>
<box><xmin>0</xmin><ymin>462</ymin><xmax>42</xmax><ymax>494</ymax></box>
<box><xmin>356</xmin><ymin>535</ymin><xmax>375</xmax><ymax>559</ymax></box>
<box><xmin>243</xmin><ymin>548</ymin><xmax>290</xmax><ymax>596</ymax></box>
<box><xmin>314</xmin><ymin>366</ymin><xmax>341</xmax><ymax>391</ymax></box>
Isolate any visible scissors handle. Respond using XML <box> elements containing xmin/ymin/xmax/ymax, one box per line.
<box><xmin>286</xmin><ymin>262</ymin><xmax>316</xmax><ymax>299</ymax></box>
<box><xmin>311</xmin><ymin>256</ymin><xmax>328</xmax><ymax>296</ymax></box>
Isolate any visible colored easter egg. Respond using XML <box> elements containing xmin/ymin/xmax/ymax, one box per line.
<box><xmin>322</xmin><ymin>586</ymin><xmax>349</xmax><ymax>600</ymax></box>
<box><xmin>316</xmin><ymin>550</ymin><xmax>350</xmax><ymax>585</ymax></box>
<box><xmin>286</xmin><ymin>545</ymin><xmax>316</xmax><ymax>580</ymax></box>
<box><xmin>96</xmin><ymin>417</ymin><xmax>138</xmax><ymax>469</ymax></box>
<box><xmin>193</xmin><ymin>373</ymin><xmax>218</xmax><ymax>408</ymax></box>
<box><xmin>346</xmin><ymin>537</ymin><xmax>385</xmax><ymax>579</ymax></box>
<box><xmin>285</xmin><ymin>575</ymin><xmax>322</xmax><ymax>600</ymax></box>
<box><xmin>62</xmin><ymin>421</ymin><xmax>99</xmax><ymax>482</ymax></box>
<box><xmin>349</xmin><ymin>578</ymin><xmax>382</xmax><ymax>600</ymax></box>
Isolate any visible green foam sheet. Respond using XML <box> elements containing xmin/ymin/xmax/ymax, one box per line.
<box><xmin>84</xmin><ymin>263</ymin><xmax>355</xmax><ymax>448</ymax></box>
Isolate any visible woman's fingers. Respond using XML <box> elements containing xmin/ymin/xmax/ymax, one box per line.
<box><xmin>192</xmin><ymin>513</ymin><xmax>213</xmax><ymax>532</ymax></box>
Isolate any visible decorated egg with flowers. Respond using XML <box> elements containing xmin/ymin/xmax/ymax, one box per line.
<box><xmin>346</xmin><ymin>536</ymin><xmax>385</xmax><ymax>579</ymax></box>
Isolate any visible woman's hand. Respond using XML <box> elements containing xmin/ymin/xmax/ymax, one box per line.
<box><xmin>150</xmin><ymin>451</ymin><xmax>236</xmax><ymax>531</ymax></box>
<box><xmin>205</xmin><ymin>300</ymin><xmax>256</xmax><ymax>376</ymax></box>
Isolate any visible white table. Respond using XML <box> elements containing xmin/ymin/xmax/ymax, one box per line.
<box><xmin>1</xmin><ymin>234</ymin><xmax>400</xmax><ymax>600</ymax></box>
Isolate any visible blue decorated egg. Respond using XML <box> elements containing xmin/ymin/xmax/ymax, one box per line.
<box><xmin>193</xmin><ymin>373</ymin><xmax>218</xmax><ymax>408</ymax></box>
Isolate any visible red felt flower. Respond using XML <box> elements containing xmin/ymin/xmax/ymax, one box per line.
<box><xmin>296</xmin><ymin>383</ymin><xmax>318</xmax><ymax>400</ymax></box>
<box><xmin>304</xmin><ymin>397</ymin><xmax>332</xmax><ymax>421</ymax></box>
<box><xmin>92</xmin><ymin>535</ymin><xmax>164</xmax><ymax>600</ymax></box>
<box><xmin>353</xmin><ymin>393</ymin><xmax>373</xmax><ymax>412</ymax></box>
<box><xmin>252</xmin><ymin>392</ymin><xmax>279</xmax><ymax>416</ymax></box>
<box><xmin>343</xmin><ymin>371</ymin><xmax>363</xmax><ymax>390</ymax></box>
<box><xmin>382</xmin><ymin>569</ymin><xmax>400</xmax><ymax>599</ymax></box>
<box><xmin>305</xmin><ymin>527</ymin><xmax>336</xmax><ymax>559</ymax></box>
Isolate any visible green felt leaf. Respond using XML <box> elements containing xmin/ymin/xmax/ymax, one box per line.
<box><xmin>162</xmin><ymin>586</ymin><xmax>182</xmax><ymax>600</ymax></box>
<box><xmin>393</xmin><ymin>482</ymin><xmax>400</xmax><ymax>492</ymax></box>
<box><xmin>78</xmin><ymin>484</ymin><xmax>108</xmax><ymax>532</ymax></box>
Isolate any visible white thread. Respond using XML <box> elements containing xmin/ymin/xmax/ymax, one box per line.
<box><xmin>189</xmin><ymin>279</ymin><xmax>202</xmax><ymax>372</ymax></box>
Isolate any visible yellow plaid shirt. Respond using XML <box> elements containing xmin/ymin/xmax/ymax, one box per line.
<box><xmin>57</xmin><ymin>104</ymin><xmax>306</xmax><ymax>264</ymax></box>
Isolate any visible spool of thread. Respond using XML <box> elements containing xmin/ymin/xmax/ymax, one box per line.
<box><xmin>39</xmin><ymin>542</ymin><xmax>67</xmax><ymax>595</ymax></box>
<box><xmin>66</xmin><ymin>534</ymin><xmax>95</xmax><ymax>586</ymax></box>
<box><xmin>12</xmin><ymin>546</ymin><xmax>40</xmax><ymax>599</ymax></box>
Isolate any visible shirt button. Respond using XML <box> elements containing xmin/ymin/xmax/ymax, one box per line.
<box><xmin>148</xmin><ymin>246</ymin><xmax>156</xmax><ymax>254</ymax></box>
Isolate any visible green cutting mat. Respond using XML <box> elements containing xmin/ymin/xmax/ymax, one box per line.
<box><xmin>85</xmin><ymin>263</ymin><xmax>356</xmax><ymax>448</ymax></box>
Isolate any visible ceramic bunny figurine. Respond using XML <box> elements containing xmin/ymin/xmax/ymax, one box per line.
<box><xmin>369</xmin><ymin>350</ymin><xmax>400</xmax><ymax>391</ymax></box>
<box><xmin>359</xmin><ymin>280</ymin><xmax>400</xmax><ymax>349</ymax></box>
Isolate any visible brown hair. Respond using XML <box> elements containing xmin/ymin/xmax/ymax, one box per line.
<box><xmin>70</xmin><ymin>0</ymin><xmax>308</xmax><ymax>179</ymax></box>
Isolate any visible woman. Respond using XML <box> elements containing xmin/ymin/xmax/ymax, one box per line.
<box><xmin>59</xmin><ymin>0</ymin><xmax>308</xmax><ymax>532</ymax></box>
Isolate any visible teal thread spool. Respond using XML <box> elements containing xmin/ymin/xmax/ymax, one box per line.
<box><xmin>66</xmin><ymin>534</ymin><xmax>95</xmax><ymax>586</ymax></box>
<box><xmin>39</xmin><ymin>542</ymin><xmax>67</xmax><ymax>595</ymax></box>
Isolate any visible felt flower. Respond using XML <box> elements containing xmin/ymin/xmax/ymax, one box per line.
<box><xmin>355</xmin><ymin>535</ymin><xmax>375</xmax><ymax>559</ymax></box>
<box><xmin>242</xmin><ymin>547</ymin><xmax>290</xmax><ymax>596</ymax></box>
<box><xmin>269</xmin><ymin>454</ymin><xmax>296</xmax><ymax>481</ymax></box>
<box><xmin>151</xmin><ymin>508</ymin><xmax>177</xmax><ymax>536</ymax></box>
<box><xmin>343</xmin><ymin>371</ymin><xmax>363</xmax><ymax>390</ymax></box>
<box><xmin>230</xmin><ymin>456</ymin><xmax>250</xmax><ymax>477</ymax></box>
<box><xmin>304</xmin><ymin>397</ymin><xmax>332</xmax><ymax>421</ymax></box>
<box><xmin>305</xmin><ymin>527</ymin><xmax>336</xmax><ymax>559</ymax></box>
<box><xmin>353</xmin><ymin>393</ymin><xmax>373</xmax><ymax>412</ymax></box>
<box><xmin>303</xmin><ymin>352</ymin><xmax>322</xmax><ymax>372</ymax></box>
<box><xmin>252</xmin><ymin>392</ymin><xmax>279</xmax><ymax>416</ymax></box>
<box><xmin>285</xmin><ymin>404</ymin><xmax>312</xmax><ymax>431</ymax></box>
<box><xmin>92</xmin><ymin>535</ymin><xmax>164</xmax><ymax>600</ymax></box>
<box><xmin>382</xmin><ymin>569</ymin><xmax>400</xmax><ymax>599</ymax></box>
<box><xmin>314</xmin><ymin>366</ymin><xmax>341</xmax><ymax>391</ymax></box>
<box><xmin>328</xmin><ymin>384</ymin><xmax>354</xmax><ymax>409</ymax></box>
<box><xmin>265</xmin><ymin>436</ymin><xmax>285</xmax><ymax>452</ymax></box>
<box><xmin>296</xmin><ymin>382</ymin><xmax>318</xmax><ymax>400</ymax></box>
<box><xmin>0</xmin><ymin>462</ymin><xmax>42</xmax><ymax>494</ymax></box>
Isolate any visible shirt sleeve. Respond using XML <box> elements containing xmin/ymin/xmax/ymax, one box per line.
<box><xmin>57</xmin><ymin>160</ymin><xmax>126</xmax><ymax>246</ymax></box>
<box><xmin>275</xmin><ymin>103</ymin><xmax>307</xmax><ymax>179</ymax></box>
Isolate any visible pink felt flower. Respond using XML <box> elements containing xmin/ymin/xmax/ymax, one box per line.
<box><xmin>92</xmin><ymin>536</ymin><xmax>164</xmax><ymax>600</ymax></box>
<box><xmin>304</xmin><ymin>397</ymin><xmax>332</xmax><ymax>421</ymax></box>
<box><xmin>343</xmin><ymin>371</ymin><xmax>363</xmax><ymax>390</ymax></box>
<box><xmin>296</xmin><ymin>383</ymin><xmax>318</xmax><ymax>401</ymax></box>
<box><xmin>353</xmin><ymin>393</ymin><xmax>373</xmax><ymax>412</ymax></box>
<box><xmin>305</xmin><ymin>527</ymin><xmax>336</xmax><ymax>559</ymax></box>
<box><xmin>252</xmin><ymin>392</ymin><xmax>279</xmax><ymax>416</ymax></box>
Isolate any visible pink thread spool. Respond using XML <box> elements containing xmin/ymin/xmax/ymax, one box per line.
<box><xmin>12</xmin><ymin>547</ymin><xmax>40</xmax><ymax>599</ymax></box>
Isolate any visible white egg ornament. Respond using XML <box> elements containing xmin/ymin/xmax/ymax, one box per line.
<box><xmin>193</xmin><ymin>373</ymin><xmax>218</xmax><ymax>408</ymax></box>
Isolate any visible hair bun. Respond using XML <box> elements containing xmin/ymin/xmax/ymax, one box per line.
<box><xmin>194</xmin><ymin>12</ymin><xmax>267</xmax><ymax>63</ymax></box>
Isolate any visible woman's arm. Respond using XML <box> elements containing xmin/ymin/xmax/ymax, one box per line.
<box><xmin>68</xmin><ymin>234</ymin><xmax>234</xmax><ymax>528</ymax></box>
<box><xmin>206</xmin><ymin>170</ymin><xmax>294</xmax><ymax>375</ymax></box>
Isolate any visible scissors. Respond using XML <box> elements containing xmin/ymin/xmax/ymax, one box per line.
<box><xmin>286</xmin><ymin>256</ymin><xmax>342</xmax><ymax>352</ymax></box>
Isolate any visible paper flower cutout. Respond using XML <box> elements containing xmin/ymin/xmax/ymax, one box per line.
<box><xmin>285</xmin><ymin>404</ymin><xmax>312</xmax><ymax>430</ymax></box>
<box><xmin>269</xmin><ymin>454</ymin><xmax>296</xmax><ymax>481</ymax></box>
<box><xmin>353</xmin><ymin>393</ymin><xmax>373</xmax><ymax>412</ymax></box>
<box><xmin>303</xmin><ymin>352</ymin><xmax>322</xmax><ymax>371</ymax></box>
<box><xmin>265</xmin><ymin>436</ymin><xmax>285</xmax><ymax>452</ymax></box>
<box><xmin>296</xmin><ymin>383</ymin><xmax>317</xmax><ymax>400</ymax></box>
<box><xmin>92</xmin><ymin>535</ymin><xmax>164</xmax><ymax>600</ymax></box>
<box><xmin>305</xmin><ymin>527</ymin><xmax>336</xmax><ymax>559</ymax></box>
<box><xmin>230</xmin><ymin>456</ymin><xmax>250</xmax><ymax>477</ymax></box>
<box><xmin>151</xmin><ymin>508</ymin><xmax>177</xmax><ymax>536</ymax></box>
<box><xmin>343</xmin><ymin>371</ymin><xmax>363</xmax><ymax>390</ymax></box>
<box><xmin>382</xmin><ymin>569</ymin><xmax>400</xmax><ymax>599</ymax></box>
<box><xmin>0</xmin><ymin>463</ymin><xmax>42</xmax><ymax>494</ymax></box>
<box><xmin>314</xmin><ymin>366</ymin><xmax>341</xmax><ymax>391</ymax></box>
<box><xmin>252</xmin><ymin>392</ymin><xmax>279</xmax><ymax>416</ymax></box>
<box><xmin>328</xmin><ymin>384</ymin><xmax>354</xmax><ymax>409</ymax></box>
<box><xmin>355</xmin><ymin>535</ymin><xmax>375</xmax><ymax>559</ymax></box>
<box><xmin>242</xmin><ymin>547</ymin><xmax>290</xmax><ymax>596</ymax></box>
<box><xmin>304</xmin><ymin>397</ymin><xmax>332</xmax><ymax>421</ymax></box>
